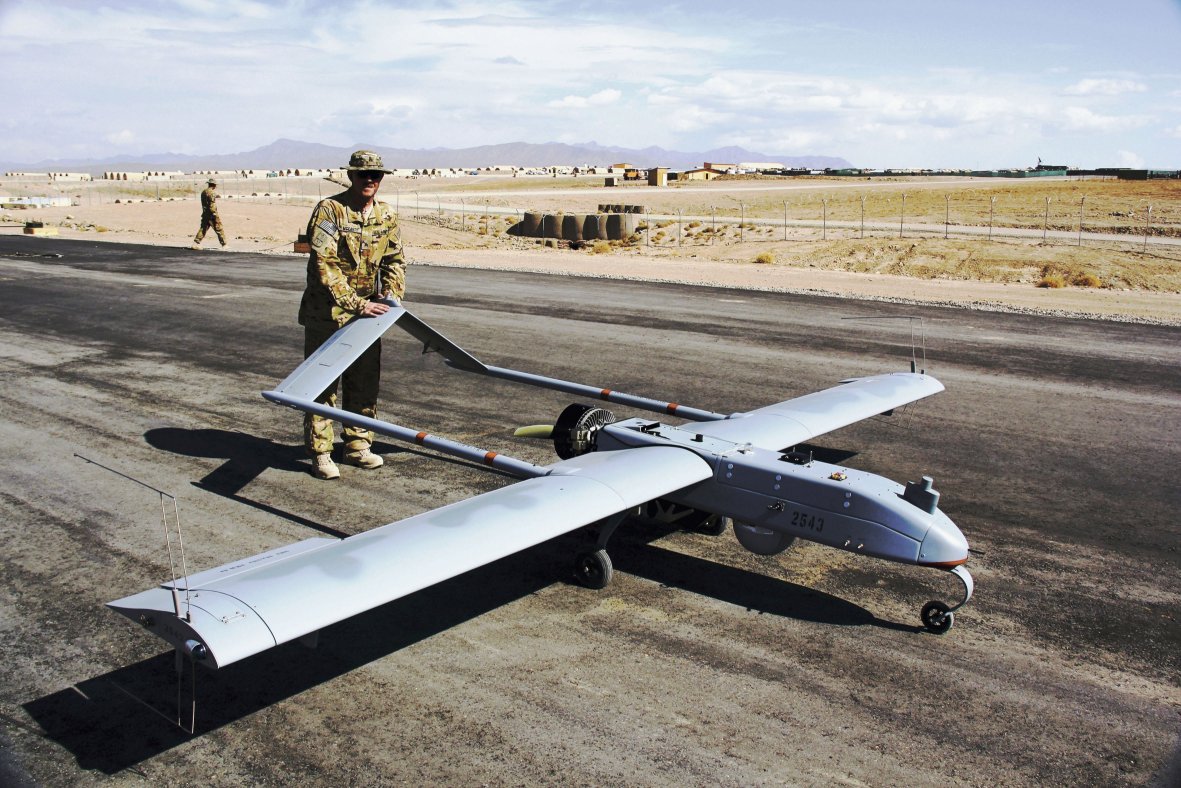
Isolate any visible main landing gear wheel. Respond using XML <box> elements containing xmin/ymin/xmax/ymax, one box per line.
<box><xmin>921</xmin><ymin>600</ymin><xmax>954</xmax><ymax>634</ymax></box>
<box><xmin>682</xmin><ymin>510</ymin><xmax>729</xmax><ymax>536</ymax></box>
<box><xmin>574</xmin><ymin>549</ymin><xmax>613</xmax><ymax>590</ymax></box>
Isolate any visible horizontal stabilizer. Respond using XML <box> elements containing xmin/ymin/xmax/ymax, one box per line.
<box><xmin>272</xmin><ymin>302</ymin><xmax>485</xmax><ymax>401</ymax></box>
<box><xmin>692</xmin><ymin>372</ymin><xmax>944</xmax><ymax>450</ymax></box>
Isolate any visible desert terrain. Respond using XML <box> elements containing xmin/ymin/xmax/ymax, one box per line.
<box><xmin>2</xmin><ymin>172</ymin><xmax>1180</xmax><ymax>784</ymax></box>
<box><xmin>3</xmin><ymin>174</ymin><xmax>1180</xmax><ymax>324</ymax></box>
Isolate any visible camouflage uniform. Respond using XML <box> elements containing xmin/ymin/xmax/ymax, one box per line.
<box><xmin>299</xmin><ymin>190</ymin><xmax>407</xmax><ymax>457</ymax></box>
<box><xmin>193</xmin><ymin>184</ymin><xmax>226</xmax><ymax>246</ymax></box>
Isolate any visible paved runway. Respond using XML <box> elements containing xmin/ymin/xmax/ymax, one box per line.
<box><xmin>1</xmin><ymin>237</ymin><xmax>1179</xmax><ymax>785</ymax></box>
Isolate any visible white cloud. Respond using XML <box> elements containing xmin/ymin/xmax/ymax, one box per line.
<box><xmin>1056</xmin><ymin>106</ymin><xmax>1152</xmax><ymax>132</ymax></box>
<box><xmin>1116</xmin><ymin>150</ymin><xmax>1145</xmax><ymax>168</ymax></box>
<box><xmin>105</xmin><ymin>130</ymin><xmax>136</xmax><ymax>146</ymax></box>
<box><xmin>1064</xmin><ymin>78</ymin><xmax>1148</xmax><ymax>96</ymax></box>
<box><xmin>547</xmin><ymin>89</ymin><xmax>622</xmax><ymax>109</ymax></box>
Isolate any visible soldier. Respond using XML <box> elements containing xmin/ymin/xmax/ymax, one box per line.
<box><xmin>191</xmin><ymin>178</ymin><xmax>227</xmax><ymax>249</ymax></box>
<box><xmin>299</xmin><ymin>150</ymin><xmax>407</xmax><ymax>480</ymax></box>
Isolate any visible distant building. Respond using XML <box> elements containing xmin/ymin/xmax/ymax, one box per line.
<box><xmin>680</xmin><ymin>168</ymin><xmax>726</xmax><ymax>181</ymax></box>
<box><xmin>703</xmin><ymin>162</ymin><xmax>737</xmax><ymax>174</ymax></box>
<box><xmin>738</xmin><ymin>161</ymin><xmax>783</xmax><ymax>172</ymax></box>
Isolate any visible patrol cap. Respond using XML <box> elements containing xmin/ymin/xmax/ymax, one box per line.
<box><xmin>347</xmin><ymin>149</ymin><xmax>393</xmax><ymax>174</ymax></box>
<box><xmin>207</xmin><ymin>179</ymin><xmax>217</xmax><ymax>186</ymax></box>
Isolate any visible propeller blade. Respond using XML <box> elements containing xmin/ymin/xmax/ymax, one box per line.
<box><xmin>514</xmin><ymin>425</ymin><xmax>554</xmax><ymax>439</ymax></box>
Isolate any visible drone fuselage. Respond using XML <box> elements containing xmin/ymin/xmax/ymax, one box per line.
<box><xmin>594</xmin><ymin>418</ymin><xmax>969</xmax><ymax>568</ymax></box>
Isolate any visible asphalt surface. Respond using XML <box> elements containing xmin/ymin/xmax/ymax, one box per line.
<box><xmin>1</xmin><ymin>236</ymin><xmax>1179</xmax><ymax>786</ymax></box>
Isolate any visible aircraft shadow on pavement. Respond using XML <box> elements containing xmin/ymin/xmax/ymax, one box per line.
<box><xmin>143</xmin><ymin>428</ymin><xmax>456</xmax><ymax>539</ymax></box>
<box><xmin>145</xmin><ymin>426</ymin><xmax>325</xmax><ymax>495</ymax></box>
<box><xmin>609</xmin><ymin>524</ymin><xmax>913</xmax><ymax>632</ymax></box>
<box><xmin>23</xmin><ymin>517</ymin><xmax>909</xmax><ymax>774</ymax></box>
<box><xmin>145</xmin><ymin>427</ymin><xmax>499</xmax><ymax>490</ymax></box>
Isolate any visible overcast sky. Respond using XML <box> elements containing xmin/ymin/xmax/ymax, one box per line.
<box><xmin>2</xmin><ymin>0</ymin><xmax>1179</xmax><ymax>168</ymax></box>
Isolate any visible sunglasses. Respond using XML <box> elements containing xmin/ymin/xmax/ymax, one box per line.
<box><xmin>356</xmin><ymin>170</ymin><xmax>385</xmax><ymax>180</ymax></box>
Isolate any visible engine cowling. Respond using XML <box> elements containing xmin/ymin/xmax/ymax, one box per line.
<box><xmin>552</xmin><ymin>403</ymin><xmax>616</xmax><ymax>459</ymax></box>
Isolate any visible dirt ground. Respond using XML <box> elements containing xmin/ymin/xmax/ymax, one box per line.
<box><xmin>4</xmin><ymin>175</ymin><xmax>1181</xmax><ymax>326</ymax></box>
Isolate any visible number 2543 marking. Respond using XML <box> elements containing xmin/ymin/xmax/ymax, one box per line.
<box><xmin>791</xmin><ymin>511</ymin><xmax>824</xmax><ymax>532</ymax></box>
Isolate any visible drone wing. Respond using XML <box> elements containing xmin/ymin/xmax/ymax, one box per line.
<box><xmin>107</xmin><ymin>445</ymin><xmax>711</xmax><ymax>668</ymax></box>
<box><xmin>691</xmin><ymin>372</ymin><xmax>944</xmax><ymax>451</ymax></box>
<box><xmin>274</xmin><ymin>302</ymin><xmax>484</xmax><ymax>403</ymax></box>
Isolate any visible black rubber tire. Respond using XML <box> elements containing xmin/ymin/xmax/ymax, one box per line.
<box><xmin>921</xmin><ymin>600</ymin><xmax>954</xmax><ymax>634</ymax></box>
<box><xmin>686</xmin><ymin>512</ymin><xmax>729</xmax><ymax>536</ymax></box>
<box><xmin>574</xmin><ymin>549</ymin><xmax>613</xmax><ymax>590</ymax></box>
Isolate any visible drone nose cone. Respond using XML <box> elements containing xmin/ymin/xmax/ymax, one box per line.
<box><xmin>918</xmin><ymin>516</ymin><xmax>969</xmax><ymax>568</ymax></box>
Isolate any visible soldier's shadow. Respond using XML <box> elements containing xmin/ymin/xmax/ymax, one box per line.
<box><xmin>143</xmin><ymin>427</ymin><xmax>406</xmax><ymax>538</ymax></box>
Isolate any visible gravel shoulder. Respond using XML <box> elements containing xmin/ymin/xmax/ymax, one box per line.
<box><xmin>5</xmin><ymin>196</ymin><xmax>1180</xmax><ymax>325</ymax></box>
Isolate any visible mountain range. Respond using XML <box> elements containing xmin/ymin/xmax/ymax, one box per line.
<box><xmin>2</xmin><ymin>139</ymin><xmax>852</xmax><ymax>174</ymax></box>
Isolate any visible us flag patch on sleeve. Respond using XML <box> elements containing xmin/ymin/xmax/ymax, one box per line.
<box><xmin>318</xmin><ymin>219</ymin><xmax>337</xmax><ymax>236</ymax></box>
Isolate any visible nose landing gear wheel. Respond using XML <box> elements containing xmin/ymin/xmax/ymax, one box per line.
<box><xmin>921</xmin><ymin>600</ymin><xmax>954</xmax><ymax>634</ymax></box>
<box><xmin>574</xmin><ymin>549</ymin><xmax>613</xmax><ymax>590</ymax></box>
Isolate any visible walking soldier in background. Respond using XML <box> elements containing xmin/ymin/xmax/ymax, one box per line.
<box><xmin>298</xmin><ymin>150</ymin><xmax>407</xmax><ymax>480</ymax></box>
<box><xmin>191</xmin><ymin>178</ymin><xmax>227</xmax><ymax>248</ymax></box>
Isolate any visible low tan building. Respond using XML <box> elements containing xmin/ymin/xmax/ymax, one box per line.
<box><xmin>680</xmin><ymin>168</ymin><xmax>725</xmax><ymax>181</ymax></box>
<box><xmin>703</xmin><ymin>162</ymin><xmax>737</xmax><ymax>174</ymax></box>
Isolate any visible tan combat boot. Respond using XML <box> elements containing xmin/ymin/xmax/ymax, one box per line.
<box><xmin>342</xmin><ymin>448</ymin><xmax>384</xmax><ymax>469</ymax></box>
<box><xmin>312</xmin><ymin>453</ymin><xmax>340</xmax><ymax>479</ymax></box>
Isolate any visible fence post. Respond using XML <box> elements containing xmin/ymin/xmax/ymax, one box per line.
<box><xmin>822</xmin><ymin>198</ymin><xmax>828</xmax><ymax>241</ymax></box>
<box><xmin>944</xmin><ymin>194</ymin><xmax>950</xmax><ymax>239</ymax></box>
<box><xmin>899</xmin><ymin>193</ymin><xmax>906</xmax><ymax>238</ymax></box>
<box><xmin>1078</xmin><ymin>195</ymin><xmax>1086</xmax><ymax>246</ymax></box>
<box><xmin>860</xmin><ymin>196</ymin><xmax>865</xmax><ymax>239</ymax></box>
<box><xmin>988</xmin><ymin>196</ymin><xmax>996</xmax><ymax>241</ymax></box>
<box><xmin>783</xmin><ymin>201</ymin><xmax>788</xmax><ymax>241</ymax></box>
<box><xmin>1043</xmin><ymin>196</ymin><xmax>1050</xmax><ymax>241</ymax></box>
<box><xmin>677</xmin><ymin>209</ymin><xmax>682</xmax><ymax>246</ymax></box>
<box><xmin>711</xmin><ymin>206</ymin><xmax>715</xmax><ymax>244</ymax></box>
<box><xmin>1144</xmin><ymin>205</ymin><xmax>1152</xmax><ymax>252</ymax></box>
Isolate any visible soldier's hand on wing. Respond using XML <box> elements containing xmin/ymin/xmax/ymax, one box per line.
<box><xmin>360</xmin><ymin>300</ymin><xmax>390</xmax><ymax>317</ymax></box>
